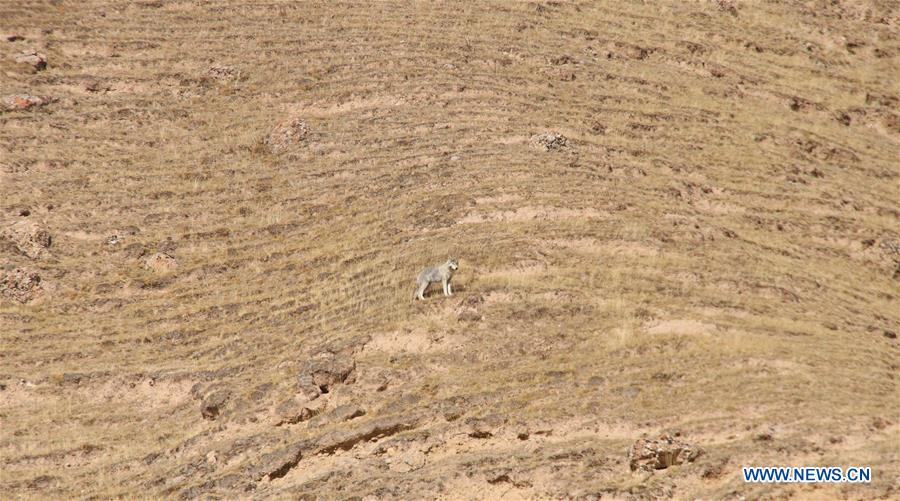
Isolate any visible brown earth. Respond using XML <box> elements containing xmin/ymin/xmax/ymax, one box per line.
<box><xmin>1</xmin><ymin>1</ymin><xmax>898</xmax><ymax>499</ymax></box>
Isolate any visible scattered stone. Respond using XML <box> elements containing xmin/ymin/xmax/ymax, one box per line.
<box><xmin>885</xmin><ymin>330</ymin><xmax>897</xmax><ymax>340</ymax></box>
<box><xmin>1</xmin><ymin>267</ymin><xmax>45</xmax><ymax>303</ymax></box>
<box><xmin>297</xmin><ymin>352</ymin><xmax>356</xmax><ymax>400</ymax></box>
<box><xmin>531</xmin><ymin>131</ymin><xmax>568</xmax><ymax>151</ymax></box>
<box><xmin>14</xmin><ymin>50</ymin><xmax>46</xmax><ymax>71</ymax></box>
<box><xmin>2</xmin><ymin>220</ymin><xmax>51</xmax><ymax>258</ymax></box>
<box><xmin>200</xmin><ymin>389</ymin><xmax>231</xmax><ymax>420</ymax></box>
<box><xmin>2</xmin><ymin>94</ymin><xmax>54</xmax><ymax>112</ymax></box>
<box><xmin>265</xmin><ymin>117</ymin><xmax>310</xmax><ymax>153</ymax></box>
<box><xmin>5</xmin><ymin>34</ymin><xmax>25</xmax><ymax>42</ymax></box>
<box><xmin>628</xmin><ymin>433</ymin><xmax>702</xmax><ymax>472</ymax></box>
<box><xmin>143</xmin><ymin>252</ymin><xmax>177</xmax><ymax>274</ymax></box>
<box><xmin>106</xmin><ymin>235</ymin><xmax>120</xmax><ymax>245</ymax></box>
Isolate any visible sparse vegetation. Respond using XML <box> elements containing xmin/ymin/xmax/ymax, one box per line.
<box><xmin>1</xmin><ymin>0</ymin><xmax>898</xmax><ymax>499</ymax></box>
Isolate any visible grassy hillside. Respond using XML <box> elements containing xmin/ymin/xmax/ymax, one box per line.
<box><xmin>2</xmin><ymin>1</ymin><xmax>898</xmax><ymax>499</ymax></box>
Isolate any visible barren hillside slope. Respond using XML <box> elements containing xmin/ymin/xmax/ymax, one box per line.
<box><xmin>2</xmin><ymin>1</ymin><xmax>899</xmax><ymax>499</ymax></box>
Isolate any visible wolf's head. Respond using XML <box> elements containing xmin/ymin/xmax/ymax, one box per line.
<box><xmin>447</xmin><ymin>257</ymin><xmax>459</xmax><ymax>271</ymax></box>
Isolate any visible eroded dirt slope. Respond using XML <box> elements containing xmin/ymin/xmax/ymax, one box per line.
<box><xmin>2</xmin><ymin>1</ymin><xmax>899</xmax><ymax>499</ymax></box>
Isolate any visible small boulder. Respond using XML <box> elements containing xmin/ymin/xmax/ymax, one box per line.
<box><xmin>2</xmin><ymin>94</ymin><xmax>54</xmax><ymax>112</ymax></box>
<box><xmin>297</xmin><ymin>352</ymin><xmax>356</xmax><ymax>400</ymax></box>
<box><xmin>531</xmin><ymin>131</ymin><xmax>568</xmax><ymax>151</ymax></box>
<box><xmin>628</xmin><ymin>433</ymin><xmax>702</xmax><ymax>472</ymax></box>
<box><xmin>265</xmin><ymin>117</ymin><xmax>310</xmax><ymax>153</ymax></box>
<box><xmin>14</xmin><ymin>50</ymin><xmax>46</xmax><ymax>71</ymax></box>
<box><xmin>2</xmin><ymin>220</ymin><xmax>51</xmax><ymax>258</ymax></box>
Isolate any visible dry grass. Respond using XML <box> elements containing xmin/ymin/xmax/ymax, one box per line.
<box><xmin>2</xmin><ymin>0</ymin><xmax>898</xmax><ymax>499</ymax></box>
